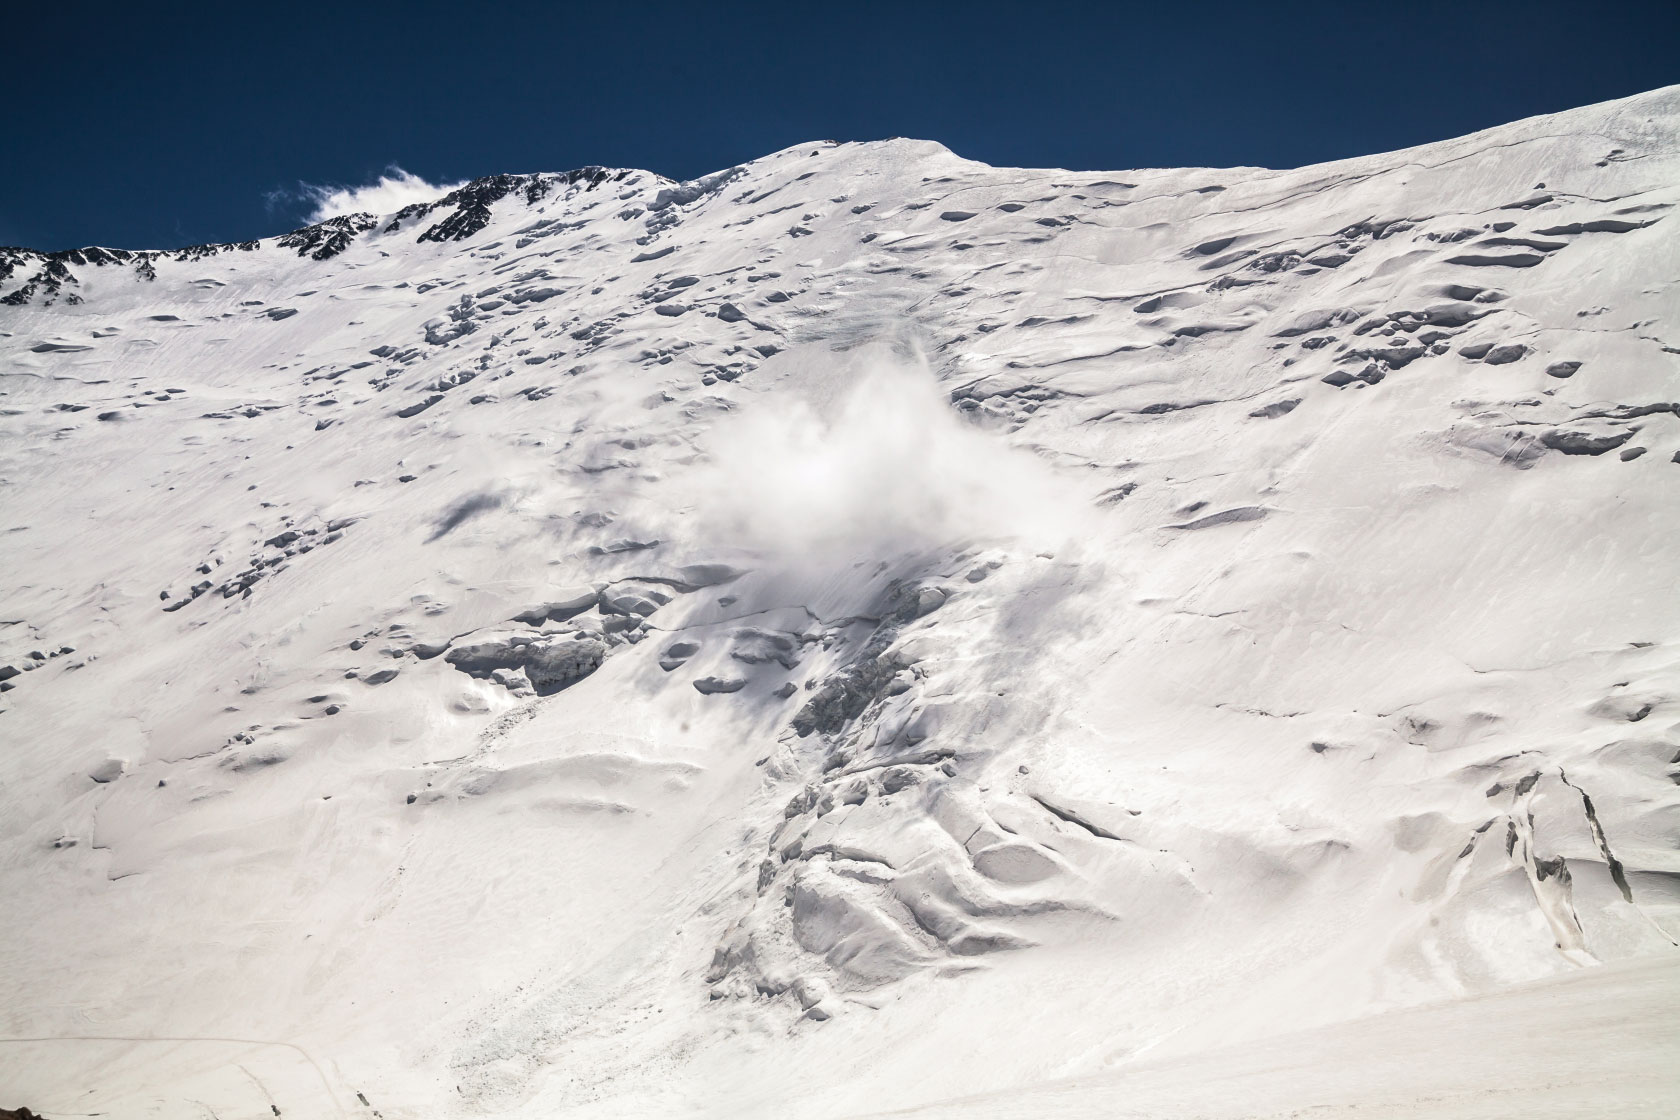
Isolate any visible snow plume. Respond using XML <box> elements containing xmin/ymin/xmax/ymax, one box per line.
<box><xmin>271</xmin><ymin>166</ymin><xmax>463</xmax><ymax>223</ymax></box>
<box><xmin>690</xmin><ymin>341</ymin><xmax>1082</xmax><ymax>563</ymax></box>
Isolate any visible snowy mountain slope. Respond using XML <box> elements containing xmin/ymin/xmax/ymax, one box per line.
<box><xmin>1</xmin><ymin>86</ymin><xmax>1678</xmax><ymax>1119</ymax></box>
<box><xmin>848</xmin><ymin>953</ymin><xmax>1680</xmax><ymax>1120</ymax></box>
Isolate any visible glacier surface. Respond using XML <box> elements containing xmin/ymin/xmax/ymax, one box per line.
<box><xmin>2</xmin><ymin>86</ymin><xmax>1679</xmax><ymax>1118</ymax></box>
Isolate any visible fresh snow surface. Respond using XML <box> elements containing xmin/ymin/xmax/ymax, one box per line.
<box><xmin>851</xmin><ymin>953</ymin><xmax>1680</xmax><ymax>1120</ymax></box>
<box><xmin>2</xmin><ymin>86</ymin><xmax>1678</xmax><ymax>1120</ymax></box>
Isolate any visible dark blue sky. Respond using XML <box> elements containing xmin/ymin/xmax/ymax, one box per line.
<box><xmin>6</xmin><ymin>0</ymin><xmax>1677</xmax><ymax>251</ymax></box>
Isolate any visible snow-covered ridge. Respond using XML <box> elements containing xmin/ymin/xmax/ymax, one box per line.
<box><xmin>1</xmin><ymin>88</ymin><xmax>1678</xmax><ymax>1119</ymax></box>
<box><xmin>0</xmin><ymin>167</ymin><xmax>640</xmax><ymax>304</ymax></box>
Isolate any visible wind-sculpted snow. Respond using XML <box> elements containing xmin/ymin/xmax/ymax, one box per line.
<box><xmin>2</xmin><ymin>88</ymin><xmax>1679</xmax><ymax>1119</ymax></box>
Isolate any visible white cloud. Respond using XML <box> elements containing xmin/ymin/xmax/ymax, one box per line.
<box><xmin>687</xmin><ymin>340</ymin><xmax>1085</xmax><ymax>567</ymax></box>
<box><xmin>289</xmin><ymin>167</ymin><xmax>464</xmax><ymax>224</ymax></box>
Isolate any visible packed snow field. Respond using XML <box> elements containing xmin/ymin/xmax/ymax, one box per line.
<box><xmin>2</xmin><ymin>87</ymin><xmax>1678</xmax><ymax>1118</ymax></box>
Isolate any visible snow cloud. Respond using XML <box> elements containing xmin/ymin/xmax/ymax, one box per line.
<box><xmin>268</xmin><ymin>166</ymin><xmax>463</xmax><ymax>224</ymax></box>
<box><xmin>689</xmin><ymin>341</ymin><xmax>1084</xmax><ymax>564</ymax></box>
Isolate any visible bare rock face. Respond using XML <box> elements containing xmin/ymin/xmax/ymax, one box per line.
<box><xmin>523</xmin><ymin>637</ymin><xmax>610</xmax><ymax>691</ymax></box>
<box><xmin>792</xmin><ymin>638</ymin><xmax>909</xmax><ymax>736</ymax></box>
<box><xmin>1542</xmin><ymin>425</ymin><xmax>1638</xmax><ymax>455</ymax></box>
<box><xmin>445</xmin><ymin>631</ymin><xmax>608</xmax><ymax>694</ymax></box>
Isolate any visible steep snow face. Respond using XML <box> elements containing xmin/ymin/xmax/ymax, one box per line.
<box><xmin>2</xmin><ymin>88</ymin><xmax>1679</xmax><ymax>1119</ymax></box>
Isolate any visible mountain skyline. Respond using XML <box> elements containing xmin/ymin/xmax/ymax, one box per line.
<box><xmin>6</xmin><ymin>0</ymin><xmax>1680</xmax><ymax>252</ymax></box>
